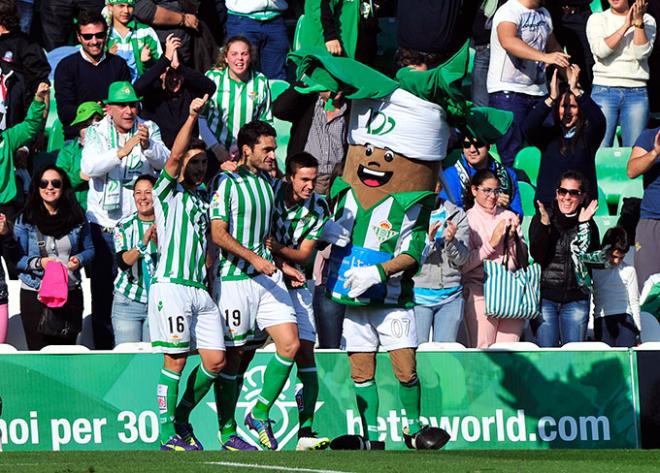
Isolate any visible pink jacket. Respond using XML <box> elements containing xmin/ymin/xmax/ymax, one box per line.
<box><xmin>462</xmin><ymin>202</ymin><xmax>526</xmax><ymax>285</ymax></box>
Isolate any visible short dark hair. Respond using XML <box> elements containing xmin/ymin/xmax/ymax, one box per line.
<box><xmin>0</xmin><ymin>0</ymin><xmax>20</xmax><ymax>32</ymax></box>
<box><xmin>134</xmin><ymin>174</ymin><xmax>157</xmax><ymax>188</ymax></box>
<box><xmin>285</xmin><ymin>152</ymin><xmax>318</xmax><ymax>177</ymax></box>
<box><xmin>602</xmin><ymin>226</ymin><xmax>629</xmax><ymax>253</ymax></box>
<box><xmin>394</xmin><ymin>47</ymin><xmax>444</xmax><ymax>70</ymax></box>
<box><xmin>557</xmin><ymin>170</ymin><xmax>587</xmax><ymax>193</ymax></box>
<box><xmin>189</xmin><ymin>137</ymin><xmax>206</xmax><ymax>153</ymax></box>
<box><xmin>237</xmin><ymin>120</ymin><xmax>276</xmax><ymax>153</ymax></box>
<box><xmin>77</xmin><ymin>10</ymin><xmax>107</xmax><ymax>32</ymax></box>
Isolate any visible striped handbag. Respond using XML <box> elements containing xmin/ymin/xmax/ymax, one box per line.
<box><xmin>484</xmin><ymin>233</ymin><xmax>541</xmax><ymax>319</ymax></box>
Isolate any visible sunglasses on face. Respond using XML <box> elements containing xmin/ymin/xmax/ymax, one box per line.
<box><xmin>556</xmin><ymin>187</ymin><xmax>582</xmax><ymax>197</ymax></box>
<box><xmin>79</xmin><ymin>32</ymin><xmax>106</xmax><ymax>41</ymax></box>
<box><xmin>463</xmin><ymin>139</ymin><xmax>485</xmax><ymax>149</ymax></box>
<box><xmin>478</xmin><ymin>186</ymin><xmax>500</xmax><ymax>196</ymax></box>
<box><xmin>39</xmin><ymin>179</ymin><xmax>62</xmax><ymax>189</ymax></box>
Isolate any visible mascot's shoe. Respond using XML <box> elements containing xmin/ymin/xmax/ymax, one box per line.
<box><xmin>221</xmin><ymin>434</ymin><xmax>258</xmax><ymax>451</ymax></box>
<box><xmin>175</xmin><ymin>422</ymin><xmax>204</xmax><ymax>450</ymax></box>
<box><xmin>245</xmin><ymin>412</ymin><xmax>278</xmax><ymax>450</ymax></box>
<box><xmin>296</xmin><ymin>428</ymin><xmax>330</xmax><ymax>451</ymax></box>
<box><xmin>160</xmin><ymin>435</ymin><xmax>197</xmax><ymax>451</ymax></box>
<box><xmin>329</xmin><ymin>435</ymin><xmax>384</xmax><ymax>450</ymax></box>
<box><xmin>402</xmin><ymin>425</ymin><xmax>450</xmax><ymax>450</ymax></box>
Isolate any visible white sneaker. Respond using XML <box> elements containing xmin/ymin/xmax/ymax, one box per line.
<box><xmin>296</xmin><ymin>435</ymin><xmax>330</xmax><ymax>451</ymax></box>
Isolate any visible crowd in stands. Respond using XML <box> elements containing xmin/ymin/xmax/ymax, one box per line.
<box><xmin>0</xmin><ymin>0</ymin><xmax>658</xmax><ymax>352</ymax></box>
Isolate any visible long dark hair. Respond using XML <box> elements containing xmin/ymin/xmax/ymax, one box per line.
<box><xmin>463</xmin><ymin>169</ymin><xmax>497</xmax><ymax>210</ymax></box>
<box><xmin>554</xmin><ymin>87</ymin><xmax>587</xmax><ymax>156</ymax></box>
<box><xmin>23</xmin><ymin>166</ymin><xmax>86</xmax><ymax>232</ymax></box>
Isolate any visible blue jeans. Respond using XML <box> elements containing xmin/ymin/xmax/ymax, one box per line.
<box><xmin>594</xmin><ymin>314</ymin><xmax>638</xmax><ymax>347</ymax></box>
<box><xmin>488</xmin><ymin>91</ymin><xmax>543</xmax><ymax>167</ymax></box>
<box><xmin>532</xmin><ymin>298</ymin><xmax>590</xmax><ymax>347</ymax></box>
<box><xmin>414</xmin><ymin>292</ymin><xmax>464</xmax><ymax>343</ymax></box>
<box><xmin>471</xmin><ymin>45</ymin><xmax>490</xmax><ymax>108</ymax></box>
<box><xmin>591</xmin><ymin>85</ymin><xmax>649</xmax><ymax>147</ymax></box>
<box><xmin>312</xmin><ymin>284</ymin><xmax>346</xmax><ymax>348</ymax></box>
<box><xmin>111</xmin><ymin>292</ymin><xmax>150</xmax><ymax>345</ymax></box>
<box><xmin>226</xmin><ymin>14</ymin><xmax>289</xmax><ymax>80</ymax></box>
<box><xmin>90</xmin><ymin>223</ymin><xmax>118</xmax><ymax>349</ymax></box>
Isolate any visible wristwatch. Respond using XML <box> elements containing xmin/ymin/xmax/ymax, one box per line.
<box><xmin>634</xmin><ymin>21</ymin><xmax>644</xmax><ymax>29</ymax></box>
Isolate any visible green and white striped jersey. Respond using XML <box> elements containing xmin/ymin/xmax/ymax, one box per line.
<box><xmin>113</xmin><ymin>212</ymin><xmax>158</xmax><ymax>303</ymax></box>
<box><xmin>271</xmin><ymin>178</ymin><xmax>329</xmax><ymax>276</ymax></box>
<box><xmin>106</xmin><ymin>20</ymin><xmax>162</xmax><ymax>77</ymax></box>
<box><xmin>328</xmin><ymin>177</ymin><xmax>435</xmax><ymax>308</ymax></box>
<box><xmin>203</xmin><ymin>67</ymin><xmax>272</xmax><ymax>150</ymax></box>
<box><xmin>210</xmin><ymin>167</ymin><xmax>274</xmax><ymax>281</ymax></box>
<box><xmin>152</xmin><ymin>169</ymin><xmax>210</xmax><ymax>289</ymax></box>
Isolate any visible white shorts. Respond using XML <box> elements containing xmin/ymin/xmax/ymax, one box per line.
<box><xmin>214</xmin><ymin>271</ymin><xmax>297</xmax><ymax>347</ymax></box>
<box><xmin>148</xmin><ymin>282</ymin><xmax>225</xmax><ymax>354</ymax></box>
<box><xmin>290</xmin><ymin>286</ymin><xmax>316</xmax><ymax>343</ymax></box>
<box><xmin>342</xmin><ymin>306</ymin><xmax>418</xmax><ymax>352</ymax></box>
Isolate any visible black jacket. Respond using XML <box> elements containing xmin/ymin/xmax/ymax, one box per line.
<box><xmin>0</xmin><ymin>61</ymin><xmax>29</xmax><ymax>130</ymax></box>
<box><xmin>529</xmin><ymin>209</ymin><xmax>600</xmax><ymax>303</ymax></box>
<box><xmin>0</xmin><ymin>31</ymin><xmax>51</xmax><ymax>95</ymax></box>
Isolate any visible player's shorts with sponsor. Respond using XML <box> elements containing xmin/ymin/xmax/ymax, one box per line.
<box><xmin>148</xmin><ymin>282</ymin><xmax>225</xmax><ymax>354</ymax></box>
<box><xmin>214</xmin><ymin>270</ymin><xmax>297</xmax><ymax>347</ymax></box>
<box><xmin>342</xmin><ymin>306</ymin><xmax>418</xmax><ymax>352</ymax></box>
<box><xmin>289</xmin><ymin>285</ymin><xmax>316</xmax><ymax>343</ymax></box>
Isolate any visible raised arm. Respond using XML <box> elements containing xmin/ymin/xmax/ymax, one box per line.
<box><xmin>165</xmin><ymin>93</ymin><xmax>208</xmax><ymax>177</ymax></box>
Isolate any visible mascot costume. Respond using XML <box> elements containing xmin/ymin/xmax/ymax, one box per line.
<box><xmin>291</xmin><ymin>45</ymin><xmax>512</xmax><ymax>450</ymax></box>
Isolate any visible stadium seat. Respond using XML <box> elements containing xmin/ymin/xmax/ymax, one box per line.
<box><xmin>417</xmin><ymin>342</ymin><xmax>467</xmax><ymax>351</ymax></box>
<box><xmin>113</xmin><ymin>342</ymin><xmax>153</xmax><ymax>353</ymax></box>
<box><xmin>640</xmin><ymin>312</ymin><xmax>660</xmax><ymax>343</ymax></box>
<box><xmin>595</xmin><ymin>147</ymin><xmax>634</xmax><ymax>207</ymax></box>
<box><xmin>269</xmin><ymin>79</ymin><xmax>290</xmax><ymax>102</ymax></box>
<box><xmin>292</xmin><ymin>14</ymin><xmax>305</xmax><ymax>51</ymax></box>
<box><xmin>47</xmin><ymin>118</ymin><xmax>65</xmax><ymax>153</ymax></box>
<box><xmin>40</xmin><ymin>345</ymin><xmax>91</xmax><ymax>353</ymax></box>
<box><xmin>592</xmin><ymin>215</ymin><xmax>617</xmax><ymax>241</ymax></box>
<box><xmin>518</xmin><ymin>181</ymin><xmax>537</xmax><ymax>217</ymax></box>
<box><xmin>513</xmin><ymin>146</ymin><xmax>541</xmax><ymax>186</ymax></box>
<box><xmin>590</xmin><ymin>0</ymin><xmax>603</xmax><ymax>12</ymax></box>
<box><xmin>596</xmin><ymin>186</ymin><xmax>609</xmax><ymax>216</ymax></box>
<box><xmin>272</xmin><ymin>117</ymin><xmax>292</xmax><ymax>172</ymax></box>
<box><xmin>561</xmin><ymin>341</ymin><xmax>612</xmax><ymax>350</ymax></box>
<box><xmin>488</xmin><ymin>342</ymin><xmax>541</xmax><ymax>351</ymax></box>
<box><xmin>0</xmin><ymin>343</ymin><xmax>18</xmax><ymax>352</ymax></box>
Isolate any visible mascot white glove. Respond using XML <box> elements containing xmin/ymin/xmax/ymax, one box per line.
<box><xmin>319</xmin><ymin>219</ymin><xmax>351</xmax><ymax>247</ymax></box>
<box><xmin>343</xmin><ymin>265</ymin><xmax>385</xmax><ymax>299</ymax></box>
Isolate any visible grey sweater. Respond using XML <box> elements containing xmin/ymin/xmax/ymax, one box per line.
<box><xmin>414</xmin><ymin>200</ymin><xmax>470</xmax><ymax>290</ymax></box>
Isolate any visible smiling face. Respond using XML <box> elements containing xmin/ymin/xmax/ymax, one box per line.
<box><xmin>39</xmin><ymin>169</ymin><xmax>64</xmax><ymax>208</ymax></box>
<box><xmin>471</xmin><ymin>177</ymin><xmax>500</xmax><ymax>210</ymax></box>
<box><xmin>77</xmin><ymin>22</ymin><xmax>107</xmax><ymax>61</ymax></box>
<box><xmin>133</xmin><ymin>179</ymin><xmax>154</xmax><ymax>217</ymax></box>
<box><xmin>243</xmin><ymin>135</ymin><xmax>277</xmax><ymax>174</ymax></box>
<box><xmin>344</xmin><ymin>144</ymin><xmax>439</xmax><ymax>209</ymax></box>
<box><xmin>109</xmin><ymin>3</ymin><xmax>133</xmax><ymax>25</ymax></box>
<box><xmin>108</xmin><ymin>102</ymin><xmax>137</xmax><ymax>134</ymax></box>
<box><xmin>225</xmin><ymin>40</ymin><xmax>251</xmax><ymax>80</ymax></box>
<box><xmin>559</xmin><ymin>94</ymin><xmax>579</xmax><ymax>129</ymax></box>
<box><xmin>555</xmin><ymin>178</ymin><xmax>585</xmax><ymax>215</ymax></box>
<box><xmin>290</xmin><ymin>166</ymin><xmax>317</xmax><ymax>202</ymax></box>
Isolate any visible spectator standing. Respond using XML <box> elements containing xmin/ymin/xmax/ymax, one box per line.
<box><xmin>628</xmin><ymin>125</ymin><xmax>660</xmax><ymax>289</ymax></box>
<box><xmin>529</xmin><ymin>171</ymin><xmax>599</xmax><ymax>347</ymax></box>
<box><xmin>15</xmin><ymin>165</ymin><xmax>94</xmax><ymax>350</ymax></box>
<box><xmin>134</xmin><ymin>34</ymin><xmax>216</xmax><ymax>149</ymax></box>
<box><xmin>56</xmin><ymin>101</ymin><xmax>105</xmax><ymax>211</ymax></box>
<box><xmin>225</xmin><ymin>0</ymin><xmax>289</xmax><ymax>80</ymax></box>
<box><xmin>105</xmin><ymin>0</ymin><xmax>163</xmax><ymax>82</ymax></box>
<box><xmin>461</xmin><ymin>169</ymin><xmax>527</xmax><ymax>348</ymax></box>
<box><xmin>413</xmin><ymin>182</ymin><xmax>470</xmax><ymax>344</ymax></box>
<box><xmin>81</xmin><ymin>80</ymin><xmax>168</xmax><ymax>349</ymax></box>
<box><xmin>200</xmin><ymin>36</ymin><xmax>271</xmax><ymax>164</ymax></box>
<box><xmin>441</xmin><ymin>133</ymin><xmax>523</xmax><ymax>218</ymax></box>
<box><xmin>524</xmin><ymin>67</ymin><xmax>606</xmax><ymax>206</ymax></box>
<box><xmin>272</xmin><ymin>85</ymin><xmax>348</xmax><ymax>195</ymax></box>
<box><xmin>592</xmin><ymin>226</ymin><xmax>641</xmax><ymax>347</ymax></box>
<box><xmin>111</xmin><ymin>174</ymin><xmax>157</xmax><ymax>345</ymax></box>
<box><xmin>54</xmin><ymin>10</ymin><xmax>131</xmax><ymax>140</ymax></box>
<box><xmin>471</xmin><ymin>0</ymin><xmax>507</xmax><ymax>107</ymax></box>
<box><xmin>488</xmin><ymin>0</ymin><xmax>569</xmax><ymax>167</ymax></box>
<box><xmin>40</xmin><ymin>0</ymin><xmax>105</xmax><ymax>51</ymax></box>
<box><xmin>587</xmin><ymin>0</ymin><xmax>656</xmax><ymax>147</ymax></box>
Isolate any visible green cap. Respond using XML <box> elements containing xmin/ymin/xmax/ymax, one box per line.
<box><xmin>71</xmin><ymin>101</ymin><xmax>104</xmax><ymax>126</ymax></box>
<box><xmin>103</xmin><ymin>81</ymin><xmax>142</xmax><ymax>104</ymax></box>
<box><xmin>107</xmin><ymin>0</ymin><xmax>135</xmax><ymax>5</ymax></box>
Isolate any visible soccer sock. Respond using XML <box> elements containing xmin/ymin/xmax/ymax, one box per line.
<box><xmin>158</xmin><ymin>368</ymin><xmax>181</xmax><ymax>442</ymax></box>
<box><xmin>297</xmin><ymin>366</ymin><xmax>319</xmax><ymax>431</ymax></box>
<box><xmin>354</xmin><ymin>380</ymin><xmax>380</xmax><ymax>441</ymax></box>
<box><xmin>399</xmin><ymin>378</ymin><xmax>422</xmax><ymax>435</ymax></box>
<box><xmin>252</xmin><ymin>353</ymin><xmax>294</xmax><ymax>420</ymax></box>
<box><xmin>214</xmin><ymin>372</ymin><xmax>239</xmax><ymax>443</ymax></box>
<box><xmin>174</xmin><ymin>364</ymin><xmax>218</xmax><ymax>424</ymax></box>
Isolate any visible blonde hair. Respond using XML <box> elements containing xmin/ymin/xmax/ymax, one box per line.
<box><xmin>213</xmin><ymin>35</ymin><xmax>256</xmax><ymax>71</ymax></box>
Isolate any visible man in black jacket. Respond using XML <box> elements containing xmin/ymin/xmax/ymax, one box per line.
<box><xmin>54</xmin><ymin>10</ymin><xmax>131</xmax><ymax>140</ymax></box>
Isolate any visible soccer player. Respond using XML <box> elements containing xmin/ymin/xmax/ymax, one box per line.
<box><xmin>266</xmin><ymin>152</ymin><xmax>330</xmax><ymax>450</ymax></box>
<box><xmin>149</xmin><ymin>94</ymin><xmax>226</xmax><ymax>451</ymax></box>
<box><xmin>210</xmin><ymin>120</ymin><xmax>299</xmax><ymax>451</ymax></box>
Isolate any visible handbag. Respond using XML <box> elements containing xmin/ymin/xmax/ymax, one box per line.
<box><xmin>34</xmin><ymin>230</ymin><xmax>74</xmax><ymax>338</ymax></box>
<box><xmin>484</xmin><ymin>230</ymin><xmax>541</xmax><ymax>319</ymax></box>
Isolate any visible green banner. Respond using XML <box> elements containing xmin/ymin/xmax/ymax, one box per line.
<box><xmin>0</xmin><ymin>350</ymin><xmax>639</xmax><ymax>451</ymax></box>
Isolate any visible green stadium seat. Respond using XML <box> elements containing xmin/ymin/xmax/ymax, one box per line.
<box><xmin>595</xmin><ymin>147</ymin><xmax>633</xmax><ymax>207</ymax></box>
<box><xmin>272</xmin><ymin>117</ymin><xmax>291</xmax><ymax>172</ymax></box>
<box><xmin>513</xmin><ymin>146</ymin><xmax>541</xmax><ymax>186</ymax></box>
<box><xmin>47</xmin><ymin>118</ymin><xmax>65</xmax><ymax>153</ymax></box>
<box><xmin>293</xmin><ymin>14</ymin><xmax>305</xmax><ymax>51</ymax></box>
<box><xmin>518</xmin><ymin>181</ymin><xmax>537</xmax><ymax>217</ymax></box>
<box><xmin>592</xmin><ymin>215</ymin><xmax>618</xmax><ymax>242</ymax></box>
<box><xmin>269</xmin><ymin>79</ymin><xmax>290</xmax><ymax>102</ymax></box>
<box><xmin>596</xmin><ymin>186</ymin><xmax>609</xmax><ymax>216</ymax></box>
<box><xmin>590</xmin><ymin>0</ymin><xmax>603</xmax><ymax>12</ymax></box>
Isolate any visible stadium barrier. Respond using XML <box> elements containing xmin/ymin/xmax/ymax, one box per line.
<box><xmin>2</xmin><ymin>348</ymin><xmax>655</xmax><ymax>451</ymax></box>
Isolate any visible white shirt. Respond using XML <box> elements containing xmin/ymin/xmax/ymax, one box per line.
<box><xmin>586</xmin><ymin>9</ymin><xmax>656</xmax><ymax>88</ymax></box>
<box><xmin>592</xmin><ymin>262</ymin><xmax>641</xmax><ymax>331</ymax></box>
<box><xmin>487</xmin><ymin>0</ymin><xmax>552</xmax><ymax>95</ymax></box>
<box><xmin>81</xmin><ymin>115</ymin><xmax>169</xmax><ymax>228</ymax></box>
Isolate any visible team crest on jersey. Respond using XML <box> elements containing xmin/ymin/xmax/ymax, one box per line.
<box><xmin>372</xmin><ymin>220</ymin><xmax>399</xmax><ymax>243</ymax></box>
<box><xmin>248</xmin><ymin>91</ymin><xmax>258</xmax><ymax>101</ymax></box>
<box><xmin>114</xmin><ymin>232</ymin><xmax>124</xmax><ymax>248</ymax></box>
